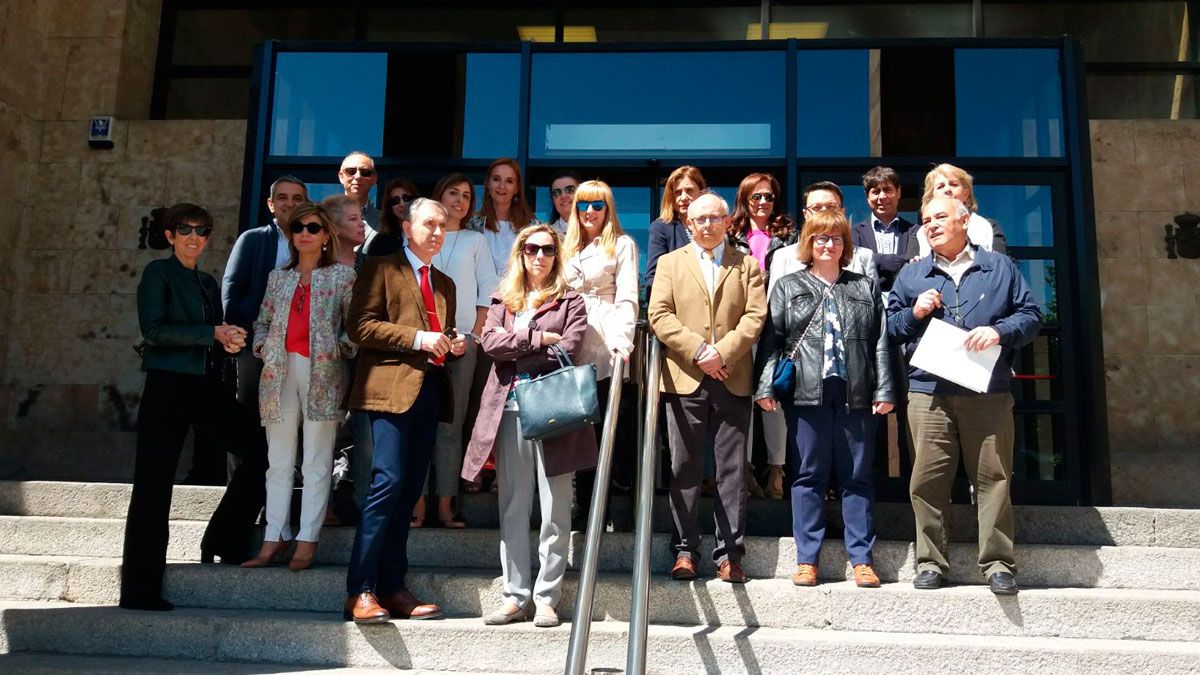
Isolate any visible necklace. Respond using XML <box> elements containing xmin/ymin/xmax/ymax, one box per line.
<box><xmin>435</xmin><ymin>230</ymin><xmax>461</xmax><ymax>271</ymax></box>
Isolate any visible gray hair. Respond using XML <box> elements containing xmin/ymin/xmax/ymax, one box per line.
<box><xmin>687</xmin><ymin>191</ymin><xmax>730</xmax><ymax>218</ymax></box>
<box><xmin>407</xmin><ymin>197</ymin><xmax>448</xmax><ymax>224</ymax></box>
<box><xmin>922</xmin><ymin>195</ymin><xmax>970</xmax><ymax>220</ymax></box>
<box><xmin>320</xmin><ymin>194</ymin><xmax>358</xmax><ymax>223</ymax></box>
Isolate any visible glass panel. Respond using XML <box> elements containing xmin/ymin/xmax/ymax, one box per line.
<box><xmin>834</xmin><ymin>183</ymin><xmax>917</xmax><ymax>229</ymax></box>
<box><xmin>530</xmin><ymin>52</ymin><xmax>786</xmax><ymax>158</ymax></box>
<box><xmin>564</xmin><ymin>5</ymin><xmax>760</xmax><ymax>42</ymax></box>
<box><xmin>1013</xmin><ymin>414</ymin><xmax>1065</xmax><ymax>482</ymax></box>
<box><xmin>1015</xmin><ymin>259</ymin><xmax>1058</xmax><ymax>323</ymax></box>
<box><xmin>973</xmin><ymin>184</ymin><xmax>1054</xmax><ymax>247</ymax></box>
<box><xmin>1011</xmin><ymin>333</ymin><xmax>1065</xmax><ymax>402</ymax></box>
<box><xmin>771</xmin><ymin>2</ymin><xmax>972</xmax><ymax>38</ymax></box>
<box><xmin>365</xmin><ymin>7</ymin><xmax>556</xmax><ymax>41</ymax></box>
<box><xmin>984</xmin><ymin>2</ymin><xmax>1188</xmax><ymax>63</ymax></box>
<box><xmin>271</xmin><ymin>53</ymin><xmax>386</xmax><ymax>156</ymax></box>
<box><xmin>461</xmin><ymin>54</ymin><xmax>521</xmax><ymax>158</ymax></box>
<box><xmin>305</xmin><ymin>183</ymin><xmax>357</xmax><ymax>204</ymax></box>
<box><xmin>173</xmin><ymin>8</ymin><xmax>356</xmax><ymax>66</ymax></box>
<box><xmin>1088</xmin><ymin>72</ymin><xmax>1198</xmax><ymax>120</ymax></box>
<box><xmin>796</xmin><ymin>50</ymin><xmax>872</xmax><ymax>157</ymax></box>
<box><xmin>166</xmin><ymin>78</ymin><xmax>250</xmax><ymax>120</ymax></box>
<box><xmin>954</xmin><ymin>49</ymin><xmax>1065</xmax><ymax>157</ymax></box>
<box><xmin>534</xmin><ymin>186</ymin><xmax>654</xmax><ymax>271</ymax></box>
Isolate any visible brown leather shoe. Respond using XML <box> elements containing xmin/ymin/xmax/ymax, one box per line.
<box><xmin>717</xmin><ymin>560</ymin><xmax>748</xmax><ymax>583</ymax></box>
<box><xmin>343</xmin><ymin>592</ymin><xmax>390</xmax><ymax>624</ymax></box>
<box><xmin>853</xmin><ymin>564</ymin><xmax>881</xmax><ymax>588</ymax></box>
<box><xmin>378</xmin><ymin>589</ymin><xmax>444</xmax><ymax>620</ymax></box>
<box><xmin>670</xmin><ymin>556</ymin><xmax>697</xmax><ymax>580</ymax></box>
<box><xmin>791</xmin><ymin>563</ymin><xmax>818</xmax><ymax>587</ymax></box>
<box><xmin>764</xmin><ymin>465</ymin><xmax>785</xmax><ymax>501</ymax></box>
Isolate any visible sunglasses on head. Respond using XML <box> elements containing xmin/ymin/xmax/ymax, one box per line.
<box><xmin>388</xmin><ymin>194</ymin><xmax>414</xmax><ymax>207</ymax></box>
<box><xmin>749</xmin><ymin>192</ymin><xmax>775</xmax><ymax>203</ymax></box>
<box><xmin>551</xmin><ymin>185</ymin><xmax>577</xmax><ymax>198</ymax></box>
<box><xmin>175</xmin><ymin>224</ymin><xmax>211</xmax><ymax>237</ymax></box>
<box><xmin>576</xmin><ymin>200</ymin><xmax>606</xmax><ymax>212</ymax></box>
<box><xmin>290</xmin><ymin>221</ymin><xmax>323</xmax><ymax>235</ymax></box>
<box><xmin>342</xmin><ymin>167</ymin><xmax>375</xmax><ymax>178</ymax></box>
<box><xmin>522</xmin><ymin>243</ymin><xmax>557</xmax><ymax>257</ymax></box>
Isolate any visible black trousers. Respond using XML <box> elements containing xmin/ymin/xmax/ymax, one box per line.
<box><xmin>120</xmin><ymin>368</ymin><xmax>266</xmax><ymax>603</ymax></box>
<box><xmin>575</xmin><ymin>377</ymin><xmax>638</xmax><ymax>527</ymax></box>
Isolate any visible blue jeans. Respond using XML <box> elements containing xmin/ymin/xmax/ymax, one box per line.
<box><xmin>345</xmin><ymin>376</ymin><xmax>443</xmax><ymax>595</ymax></box>
<box><xmin>785</xmin><ymin>377</ymin><xmax>878</xmax><ymax>566</ymax></box>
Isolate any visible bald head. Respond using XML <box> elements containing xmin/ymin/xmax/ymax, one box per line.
<box><xmin>921</xmin><ymin>196</ymin><xmax>970</xmax><ymax>258</ymax></box>
<box><xmin>686</xmin><ymin>192</ymin><xmax>730</xmax><ymax>250</ymax></box>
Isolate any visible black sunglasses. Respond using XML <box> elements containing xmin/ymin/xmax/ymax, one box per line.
<box><xmin>290</xmin><ymin>221</ymin><xmax>323</xmax><ymax>235</ymax></box>
<box><xmin>551</xmin><ymin>185</ymin><xmax>577</xmax><ymax>198</ymax></box>
<box><xmin>749</xmin><ymin>192</ymin><xmax>775</xmax><ymax>203</ymax></box>
<box><xmin>342</xmin><ymin>167</ymin><xmax>375</xmax><ymax>178</ymax></box>
<box><xmin>388</xmin><ymin>194</ymin><xmax>414</xmax><ymax>206</ymax></box>
<box><xmin>522</xmin><ymin>243</ymin><xmax>557</xmax><ymax>257</ymax></box>
<box><xmin>175</xmin><ymin>224</ymin><xmax>212</xmax><ymax>237</ymax></box>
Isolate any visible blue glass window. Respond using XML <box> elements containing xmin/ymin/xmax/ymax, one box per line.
<box><xmin>535</xmin><ymin>187</ymin><xmax>653</xmax><ymax>271</ymax></box>
<box><xmin>974</xmin><ymin>184</ymin><xmax>1054</xmax><ymax>247</ymax></box>
<box><xmin>530</xmin><ymin>52</ymin><xmax>786</xmax><ymax>158</ymax></box>
<box><xmin>461</xmin><ymin>53</ymin><xmax>521</xmax><ymax>159</ymax></box>
<box><xmin>797</xmin><ymin>50</ymin><xmax>872</xmax><ymax>157</ymax></box>
<box><xmin>835</xmin><ymin>183</ymin><xmax>916</xmax><ymax>230</ymax></box>
<box><xmin>271</xmin><ymin>53</ymin><xmax>386</xmax><ymax>156</ymax></box>
<box><xmin>955</xmin><ymin>49</ymin><xmax>1065</xmax><ymax>157</ymax></box>
<box><xmin>1016</xmin><ymin>259</ymin><xmax>1058</xmax><ymax>323</ymax></box>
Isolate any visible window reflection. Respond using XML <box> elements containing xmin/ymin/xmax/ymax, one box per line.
<box><xmin>530</xmin><ymin>52</ymin><xmax>786</xmax><ymax>158</ymax></box>
<box><xmin>797</xmin><ymin>50</ymin><xmax>872</xmax><ymax>157</ymax></box>
<box><xmin>1015</xmin><ymin>258</ymin><xmax>1058</xmax><ymax>323</ymax></box>
<box><xmin>271</xmin><ymin>53</ymin><xmax>386</xmax><ymax>156</ymax></box>
<box><xmin>955</xmin><ymin>49</ymin><xmax>1065</xmax><ymax>157</ymax></box>
<box><xmin>974</xmin><ymin>184</ymin><xmax>1054</xmax><ymax>247</ymax></box>
<box><xmin>1014</xmin><ymin>414</ymin><xmax>1065</xmax><ymax>482</ymax></box>
<box><xmin>461</xmin><ymin>54</ymin><xmax>522</xmax><ymax>158</ymax></box>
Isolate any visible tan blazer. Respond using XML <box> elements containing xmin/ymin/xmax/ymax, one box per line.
<box><xmin>648</xmin><ymin>244</ymin><xmax>767</xmax><ymax>397</ymax></box>
<box><xmin>348</xmin><ymin>251</ymin><xmax>457</xmax><ymax>420</ymax></box>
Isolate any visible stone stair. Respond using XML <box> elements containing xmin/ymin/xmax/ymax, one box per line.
<box><xmin>1</xmin><ymin>480</ymin><xmax>1199</xmax><ymax>673</ymax></box>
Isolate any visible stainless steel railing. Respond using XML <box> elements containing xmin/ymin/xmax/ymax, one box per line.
<box><xmin>626</xmin><ymin>336</ymin><xmax>662</xmax><ymax>675</ymax></box>
<box><xmin>564</xmin><ymin>353</ymin><xmax>625</xmax><ymax>675</ymax></box>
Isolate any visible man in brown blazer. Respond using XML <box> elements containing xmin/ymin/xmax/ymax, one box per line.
<box><xmin>343</xmin><ymin>198</ymin><xmax>467</xmax><ymax>623</ymax></box>
<box><xmin>648</xmin><ymin>192</ymin><xmax>767</xmax><ymax>583</ymax></box>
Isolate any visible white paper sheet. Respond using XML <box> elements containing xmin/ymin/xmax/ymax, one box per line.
<box><xmin>909</xmin><ymin>319</ymin><xmax>1001</xmax><ymax>393</ymax></box>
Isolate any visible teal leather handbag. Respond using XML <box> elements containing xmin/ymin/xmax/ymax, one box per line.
<box><xmin>514</xmin><ymin>345</ymin><xmax>601</xmax><ymax>441</ymax></box>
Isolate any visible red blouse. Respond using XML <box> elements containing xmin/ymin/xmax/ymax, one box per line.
<box><xmin>285</xmin><ymin>282</ymin><xmax>310</xmax><ymax>357</ymax></box>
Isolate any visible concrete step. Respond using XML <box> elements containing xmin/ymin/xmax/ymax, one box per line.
<box><xmin>2</xmin><ymin>554</ymin><xmax>1198</xmax><ymax>642</ymax></box>
<box><xmin>0</xmin><ymin>653</ymin><xmax>477</xmax><ymax>674</ymax></box>
<box><xmin>4</xmin><ymin>480</ymin><xmax>1199</xmax><ymax>547</ymax></box>
<box><xmin>3</xmin><ymin>515</ymin><xmax>1199</xmax><ymax>590</ymax></box>
<box><xmin>2</xmin><ymin>601</ymin><xmax>1199</xmax><ymax>674</ymax></box>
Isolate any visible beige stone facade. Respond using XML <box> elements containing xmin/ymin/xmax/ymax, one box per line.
<box><xmin>0</xmin><ymin>0</ymin><xmax>1195</xmax><ymax>504</ymax></box>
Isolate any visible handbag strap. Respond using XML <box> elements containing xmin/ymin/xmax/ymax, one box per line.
<box><xmin>785</xmin><ymin>283</ymin><xmax>831</xmax><ymax>360</ymax></box>
<box><xmin>548</xmin><ymin>343</ymin><xmax>573</xmax><ymax>369</ymax></box>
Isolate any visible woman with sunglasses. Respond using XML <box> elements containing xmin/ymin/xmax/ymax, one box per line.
<box><xmin>462</xmin><ymin>225</ymin><xmax>594</xmax><ymax>628</ymax></box>
<box><xmin>121</xmin><ymin>203</ymin><xmax>262</xmax><ymax>610</ymax></box>
<box><xmin>545</xmin><ymin>170</ymin><xmax>581</xmax><ymax>235</ymax></box>
<box><xmin>467</xmin><ymin>158</ymin><xmax>539</xmax><ymax>276</ymax></box>
<box><xmin>242</xmin><ymin>202</ymin><xmax>357</xmax><ymax>570</ymax></box>
<box><xmin>728</xmin><ymin>173</ymin><xmax>797</xmax><ymax>501</ymax></box>
<box><xmin>562</xmin><ymin>179</ymin><xmax>639</xmax><ymax>522</ymax></box>
<box><xmin>366</xmin><ymin>177</ymin><xmax>420</xmax><ymax>258</ymax></box>
<box><xmin>408</xmin><ymin>172</ymin><xmax>499</xmax><ymax>529</ymax></box>
<box><xmin>645</xmin><ymin>165</ymin><xmax>706</xmax><ymax>288</ymax></box>
<box><xmin>753</xmin><ymin>209</ymin><xmax>894</xmax><ymax>590</ymax></box>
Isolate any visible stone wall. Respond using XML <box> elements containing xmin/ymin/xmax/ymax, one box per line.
<box><xmin>1093</xmin><ymin>119</ymin><xmax>1200</xmax><ymax>506</ymax></box>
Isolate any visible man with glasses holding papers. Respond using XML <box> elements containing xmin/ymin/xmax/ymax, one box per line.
<box><xmin>887</xmin><ymin>195</ymin><xmax>1042</xmax><ymax>596</ymax></box>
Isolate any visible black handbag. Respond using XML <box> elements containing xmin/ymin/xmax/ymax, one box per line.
<box><xmin>514</xmin><ymin>344</ymin><xmax>601</xmax><ymax>441</ymax></box>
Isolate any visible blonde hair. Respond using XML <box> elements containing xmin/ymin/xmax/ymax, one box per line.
<box><xmin>658</xmin><ymin>165</ymin><xmax>707</xmax><ymax>223</ymax></box>
<box><xmin>497</xmin><ymin>225</ymin><xmax>570</xmax><ymax>314</ymax></box>
<box><xmin>797</xmin><ymin>210</ymin><xmax>853</xmax><ymax>268</ymax></box>
<box><xmin>564</xmin><ymin>180</ymin><xmax>625</xmax><ymax>259</ymax></box>
<box><xmin>922</xmin><ymin>163</ymin><xmax>978</xmax><ymax>213</ymax></box>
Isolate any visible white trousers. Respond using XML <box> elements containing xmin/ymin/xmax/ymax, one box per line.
<box><xmin>264</xmin><ymin>352</ymin><xmax>338</xmax><ymax>542</ymax></box>
<box><xmin>495</xmin><ymin>410</ymin><xmax>573</xmax><ymax>609</ymax></box>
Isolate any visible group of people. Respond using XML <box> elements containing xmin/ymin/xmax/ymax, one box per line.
<box><xmin>118</xmin><ymin>151</ymin><xmax>1041</xmax><ymax>629</ymax></box>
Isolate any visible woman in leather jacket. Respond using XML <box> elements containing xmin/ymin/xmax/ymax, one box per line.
<box><xmin>752</xmin><ymin>210</ymin><xmax>895</xmax><ymax>589</ymax></box>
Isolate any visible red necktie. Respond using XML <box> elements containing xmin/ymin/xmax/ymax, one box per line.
<box><xmin>419</xmin><ymin>265</ymin><xmax>444</xmax><ymax>365</ymax></box>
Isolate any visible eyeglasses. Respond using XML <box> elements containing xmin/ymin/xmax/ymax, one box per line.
<box><xmin>692</xmin><ymin>215</ymin><xmax>727</xmax><ymax>226</ymax></box>
<box><xmin>388</xmin><ymin>194</ymin><xmax>414</xmax><ymax>207</ymax></box>
<box><xmin>522</xmin><ymin>243</ymin><xmax>557</xmax><ymax>257</ymax></box>
<box><xmin>577</xmin><ymin>200</ymin><xmax>606</xmax><ymax>212</ymax></box>
<box><xmin>813</xmin><ymin>235</ymin><xmax>844</xmax><ymax>247</ymax></box>
<box><xmin>341</xmin><ymin>167</ymin><xmax>375</xmax><ymax>178</ymax></box>
<box><xmin>175</xmin><ymin>224</ymin><xmax>212</xmax><ymax>237</ymax></box>
<box><xmin>805</xmin><ymin>203</ymin><xmax>840</xmax><ymax>214</ymax></box>
<box><xmin>749</xmin><ymin>192</ymin><xmax>775</xmax><ymax>203</ymax></box>
<box><xmin>290</xmin><ymin>221</ymin><xmax>323</xmax><ymax>235</ymax></box>
<box><xmin>551</xmin><ymin>185</ymin><xmax>577</xmax><ymax>199</ymax></box>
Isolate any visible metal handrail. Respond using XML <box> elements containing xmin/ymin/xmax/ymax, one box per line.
<box><xmin>626</xmin><ymin>337</ymin><xmax>662</xmax><ymax>675</ymax></box>
<box><xmin>565</xmin><ymin>354</ymin><xmax>625</xmax><ymax>675</ymax></box>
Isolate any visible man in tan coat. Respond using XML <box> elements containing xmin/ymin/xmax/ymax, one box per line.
<box><xmin>649</xmin><ymin>192</ymin><xmax>767</xmax><ymax>583</ymax></box>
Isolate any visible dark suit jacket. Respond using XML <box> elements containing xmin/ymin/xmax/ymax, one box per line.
<box><xmin>138</xmin><ymin>255</ymin><xmax>222</xmax><ymax>375</ymax></box>
<box><xmin>851</xmin><ymin>216</ymin><xmax>919</xmax><ymax>291</ymax></box>
<box><xmin>347</xmin><ymin>250</ymin><xmax>457</xmax><ymax>420</ymax></box>
<box><xmin>221</xmin><ymin>222</ymin><xmax>282</xmax><ymax>340</ymax></box>
<box><xmin>644</xmin><ymin>218</ymin><xmax>691</xmax><ymax>289</ymax></box>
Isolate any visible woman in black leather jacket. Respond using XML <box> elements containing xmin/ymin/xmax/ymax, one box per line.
<box><xmin>752</xmin><ymin>210</ymin><xmax>894</xmax><ymax>590</ymax></box>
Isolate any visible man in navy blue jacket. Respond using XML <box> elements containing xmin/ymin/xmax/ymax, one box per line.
<box><xmin>851</xmin><ymin>166</ymin><xmax>919</xmax><ymax>293</ymax></box>
<box><xmin>887</xmin><ymin>195</ymin><xmax>1042</xmax><ymax>596</ymax></box>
